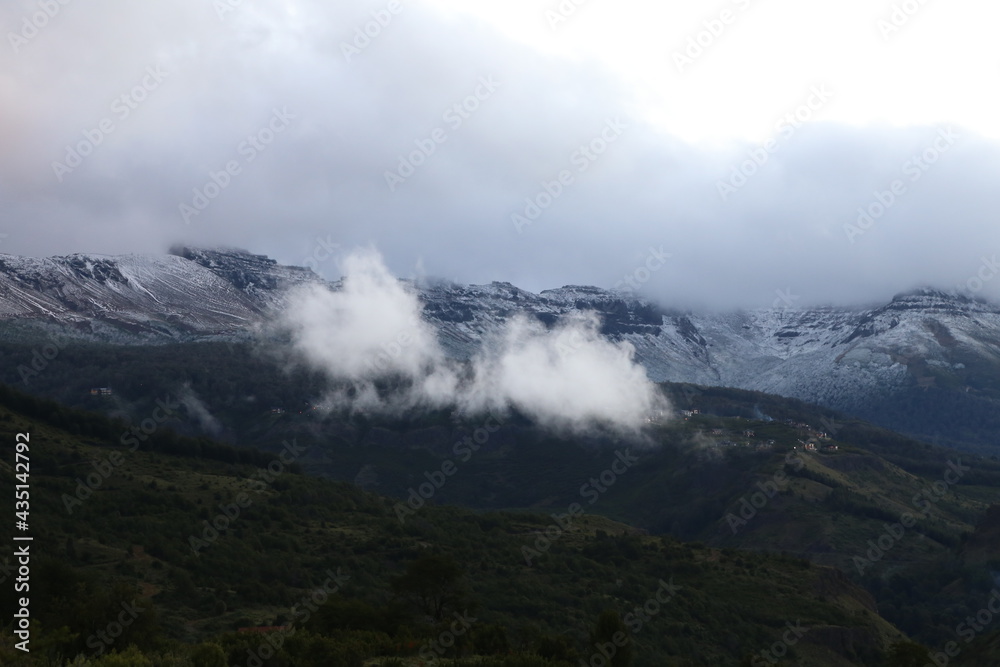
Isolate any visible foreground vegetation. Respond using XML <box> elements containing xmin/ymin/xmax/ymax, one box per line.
<box><xmin>1</xmin><ymin>338</ymin><xmax>1000</xmax><ymax>664</ymax></box>
<box><xmin>0</xmin><ymin>384</ymin><xmax>930</xmax><ymax>665</ymax></box>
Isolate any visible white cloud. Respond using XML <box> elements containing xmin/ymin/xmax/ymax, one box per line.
<box><xmin>461</xmin><ymin>312</ymin><xmax>669</xmax><ymax>433</ymax></box>
<box><xmin>178</xmin><ymin>383</ymin><xmax>223</xmax><ymax>435</ymax></box>
<box><xmin>280</xmin><ymin>246</ymin><xmax>448</xmax><ymax>390</ymax></box>
<box><xmin>278</xmin><ymin>248</ymin><xmax>669</xmax><ymax>433</ymax></box>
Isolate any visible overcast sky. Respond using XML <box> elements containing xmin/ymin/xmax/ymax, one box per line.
<box><xmin>2</xmin><ymin>0</ymin><xmax>999</xmax><ymax>310</ymax></box>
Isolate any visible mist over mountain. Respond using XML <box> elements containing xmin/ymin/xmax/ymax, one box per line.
<box><xmin>2</xmin><ymin>246</ymin><xmax>1000</xmax><ymax>451</ymax></box>
<box><xmin>3</xmin><ymin>2</ymin><xmax>1000</xmax><ymax>312</ymax></box>
<box><xmin>275</xmin><ymin>248</ymin><xmax>670</xmax><ymax>433</ymax></box>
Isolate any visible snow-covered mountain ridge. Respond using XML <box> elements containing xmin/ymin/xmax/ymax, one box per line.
<box><xmin>2</xmin><ymin>248</ymin><xmax>999</xmax><ymax>450</ymax></box>
<box><xmin>0</xmin><ymin>247</ymin><xmax>316</xmax><ymax>340</ymax></box>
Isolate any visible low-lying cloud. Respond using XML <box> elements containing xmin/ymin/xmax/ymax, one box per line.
<box><xmin>177</xmin><ymin>383</ymin><xmax>223</xmax><ymax>436</ymax></box>
<box><xmin>278</xmin><ymin>248</ymin><xmax>669</xmax><ymax>433</ymax></box>
<box><xmin>462</xmin><ymin>312</ymin><xmax>665</xmax><ymax>431</ymax></box>
<box><xmin>280</xmin><ymin>248</ymin><xmax>445</xmax><ymax>382</ymax></box>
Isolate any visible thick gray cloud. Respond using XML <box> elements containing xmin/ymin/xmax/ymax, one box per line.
<box><xmin>1</xmin><ymin>0</ymin><xmax>999</xmax><ymax>310</ymax></box>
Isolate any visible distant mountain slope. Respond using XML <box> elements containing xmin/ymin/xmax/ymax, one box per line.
<box><xmin>418</xmin><ymin>283</ymin><xmax>1000</xmax><ymax>411</ymax></box>
<box><xmin>417</xmin><ymin>283</ymin><xmax>1000</xmax><ymax>452</ymax></box>
<box><xmin>2</xmin><ymin>249</ymin><xmax>1000</xmax><ymax>450</ymax></box>
<box><xmin>0</xmin><ymin>247</ymin><xmax>317</xmax><ymax>341</ymax></box>
<box><xmin>0</xmin><ymin>382</ymin><xmax>913</xmax><ymax>667</ymax></box>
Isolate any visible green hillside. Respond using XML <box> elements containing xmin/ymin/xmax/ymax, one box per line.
<box><xmin>3</xmin><ymin>345</ymin><xmax>1000</xmax><ymax>664</ymax></box>
<box><xmin>0</xmin><ymin>384</ymin><xmax>922</xmax><ymax>666</ymax></box>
